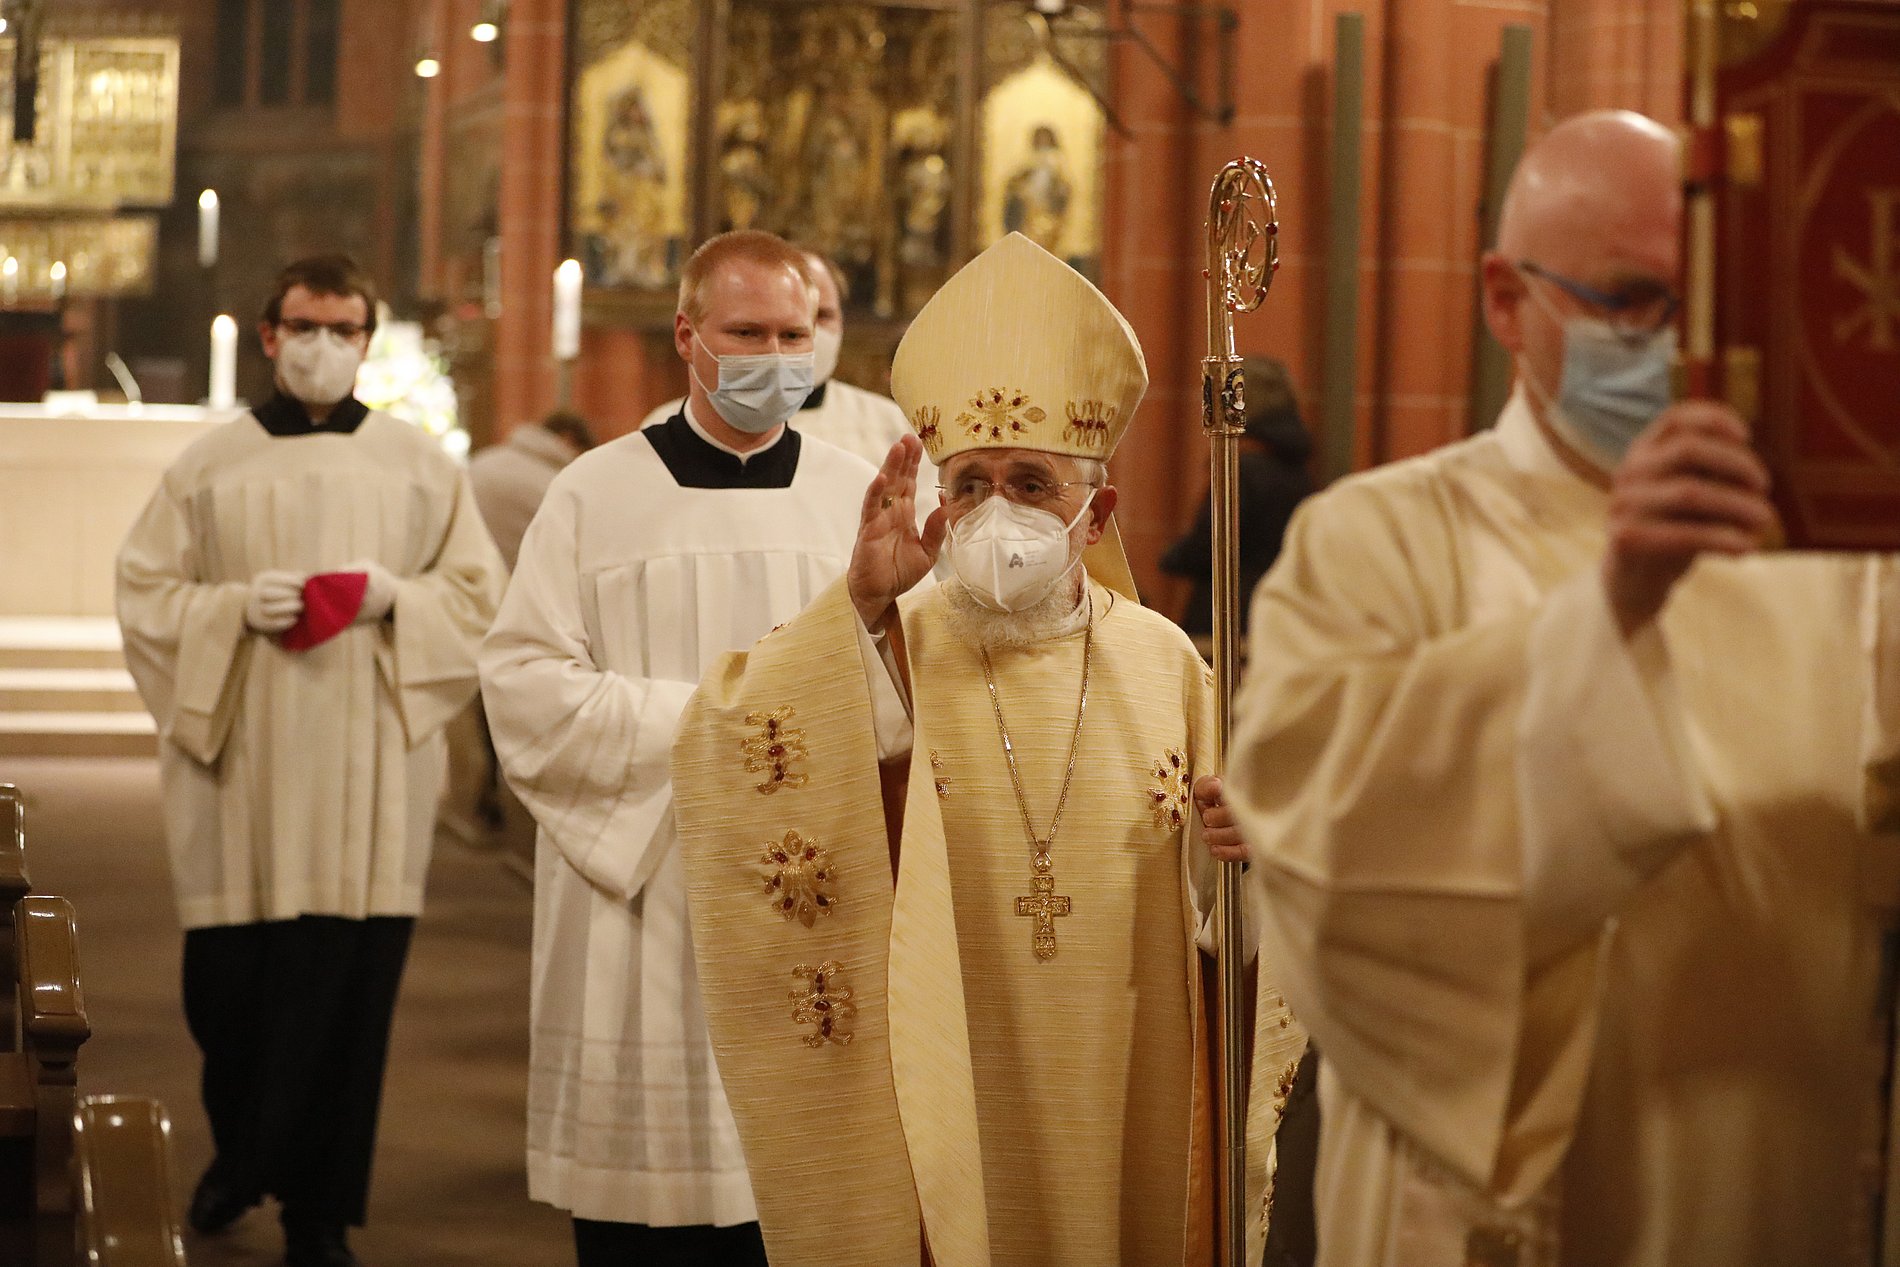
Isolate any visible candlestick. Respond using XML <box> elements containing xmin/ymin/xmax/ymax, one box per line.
<box><xmin>552</xmin><ymin>258</ymin><xmax>583</xmax><ymax>361</ymax></box>
<box><xmin>210</xmin><ymin>314</ymin><xmax>237</xmax><ymax>410</ymax></box>
<box><xmin>198</xmin><ymin>189</ymin><xmax>220</xmax><ymax>269</ymax></box>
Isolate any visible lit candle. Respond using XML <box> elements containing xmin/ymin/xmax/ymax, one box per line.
<box><xmin>552</xmin><ymin>258</ymin><xmax>583</xmax><ymax>361</ymax></box>
<box><xmin>198</xmin><ymin>189</ymin><xmax>220</xmax><ymax>269</ymax></box>
<box><xmin>2</xmin><ymin>256</ymin><xmax>17</xmax><ymax>305</ymax></box>
<box><xmin>209</xmin><ymin>314</ymin><xmax>237</xmax><ymax>410</ymax></box>
<box><xmin>49</xmin><ymin>261</ymin><xmax>66</xmax><ymax>302</ymax></box>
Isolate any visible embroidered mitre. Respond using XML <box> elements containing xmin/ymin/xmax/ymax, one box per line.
<box><xmin>892</xmin><ymin>232</ymin><xmax>1148</xmax><ymax>600</ymax></box>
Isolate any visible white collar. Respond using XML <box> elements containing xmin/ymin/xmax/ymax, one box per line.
<box><xmin>1495</xmin><ymin>383</ymin><xmax>1584</xmax><ymax>483</ymax></box>
<box><xmin>1050</xmin><ymin>577</ymin><xmax>1094</xmax><ymax>638</ymax></box>
<box><xmin>684</xmin><ymin>398</ymin><xmax>785</xmax><ymax>463</ymax></box>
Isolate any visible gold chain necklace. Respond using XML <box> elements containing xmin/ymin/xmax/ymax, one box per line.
<box><xmin>980</xmin><ymin>622</ymin><xmax>1090</xmax><ymax>961</ymax></box>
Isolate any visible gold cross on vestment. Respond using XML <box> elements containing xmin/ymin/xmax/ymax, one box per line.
<box><xmin>1015</xmin><ymin>853</ymin><xmax>1071</xmax><ymax>961</ymax></box>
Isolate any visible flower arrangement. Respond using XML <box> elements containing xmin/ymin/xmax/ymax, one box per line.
<box><xmin>354</xmin><ymin>314</ymin><xmax>470</xmax><ymax>458</ymax></box>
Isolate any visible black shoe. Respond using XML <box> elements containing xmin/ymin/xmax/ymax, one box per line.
<box><xmin>186</xmin><ymin>1164</ymin><xmax>259</xmax><ymax>1235</ymax></box>
<box><xmin>283</xmin><ymin>1221</ymin><xmax>361</xmax><ymax>1267</ymax></box>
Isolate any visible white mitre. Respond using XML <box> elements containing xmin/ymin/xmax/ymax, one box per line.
<box><xmin>891</xmin><ymin>232</ymin><xmax>1149</xmax><ymax>601</ymax></box>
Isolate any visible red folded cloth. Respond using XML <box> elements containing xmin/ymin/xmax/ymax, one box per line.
<box><xmin>279</xmin><ymin>571</ymin><xmax>369</xmax><ymax>651</ymax></box>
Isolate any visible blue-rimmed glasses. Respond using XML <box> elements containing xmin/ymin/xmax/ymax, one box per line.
<box><xmin>1516</xmin><ymin>259</ymin><xmax>1680</xmax><ymax>341</ymax></box>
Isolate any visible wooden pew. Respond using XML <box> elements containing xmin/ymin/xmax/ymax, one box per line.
<box><xmin>0</xmin><ymin>895</ymin><xmax>91</xmax><ymax>1265</ymax></box>
<box><xmin>75</xmin><ymin>1096</ymin><xmax>186</xmax><ymax>1267</ymax></box>
<box><xmin>0</xmin><ymin>785</ymin><xmax>26</xmax><ymax>1056</ymax></box>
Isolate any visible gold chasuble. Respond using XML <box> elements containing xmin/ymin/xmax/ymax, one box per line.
<box><xmin>673</xmin><ymin>575</ymin><xmax>1221</xmax><ymax>1266</ymax></box>
<box><xmin>671</xmin><ymin>234</ymin><xmax>1288</xmax><ymax>1265</ymax></box>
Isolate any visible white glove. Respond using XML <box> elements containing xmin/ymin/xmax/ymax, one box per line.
<box><xmin>244</xmin><ymin>570</ymin><xmax>306</xmax><ymax>634</ymax></box>
<box><xmin>348</xmin><ymin>560</ymin><xmax>398</xmax><ymax>624</ymax></box>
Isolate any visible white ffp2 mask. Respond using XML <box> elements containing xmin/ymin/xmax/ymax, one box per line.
<box><xmin>277</xmin><ymin>329</ymin><xmax>365</xmax><ymax>409</ymax></box>
<box><xmin>947</xmin><ymin>491</ymin><xmax>1094</xmax><ymax>613</ymax></box>
<box><xmin>811</xmin><ymin>324</ymin><xmax>843</xmax><ymax>386</ymax></box>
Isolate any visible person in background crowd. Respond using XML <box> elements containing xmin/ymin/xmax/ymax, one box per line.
<box><xmin>1160</xmin><ymin>354</ymin><xmax>1312</xmax><ymax>637</ymax></box>
<box><xmin>467</xmin><ymin>411</ymin><xmax>596</xmax><ymax>573</ymax></box>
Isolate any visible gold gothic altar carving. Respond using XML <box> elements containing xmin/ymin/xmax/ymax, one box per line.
<box><xmin>0</xmin><ymin>24</ymin><xmax>179</xmax><ymax>299</ymax></box>
<box><xmin>568</xmin><ymin>0</ymin><xmax>1110</xmax><ymax>324</ymax></box>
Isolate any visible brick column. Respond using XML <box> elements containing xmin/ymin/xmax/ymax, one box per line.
<box><xmin>1100</xmin><ymin>3</ymin><xmax>1206</xmax><ymax>600</ymax></box>
<box><xmin>416</xmin><ymin>0</ymin><xmax>452</xmax><ymax>301</ymax></box>
<box><xmin>1547</xmin><ymin>0</ymin><xmax>1682</xmax><ymax>123</ymax></box>
<box><xmin>493</xmin><ymin>0</ymin><xmax>567</xmax><ymax>437</ymax></box>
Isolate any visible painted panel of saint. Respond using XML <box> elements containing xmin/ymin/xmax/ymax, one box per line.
<box><xmin>980</xmin><ymin>5</ymin><xmax>1108</xmax><ymax>278</ymax></box>
<box><xmin>568</xmin><ymin>0</ymin><xmax>693</xmax><ymax>291</ymax></box>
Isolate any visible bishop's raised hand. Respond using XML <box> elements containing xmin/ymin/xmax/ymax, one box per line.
<box><xmin>849</xmin><ymin>434</ymin><xmax>947</xmax><ymax>632</ymax></box>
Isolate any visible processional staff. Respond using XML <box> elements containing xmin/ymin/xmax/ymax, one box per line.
<box><xmin>1201</xmin><ymin>157</ymin><xmax>1279</xmax><ymax>1267</ymax></box>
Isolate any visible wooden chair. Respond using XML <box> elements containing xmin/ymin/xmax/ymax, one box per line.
<box><xmin>75</xmin><ymin>1096</ymin><xmax>186</xmax><ymax>1267</ymax></box>
<box><xmin>0</xmin><ymin>895</ymin><xmax>91</xmax><ymax>1266</ymax></box>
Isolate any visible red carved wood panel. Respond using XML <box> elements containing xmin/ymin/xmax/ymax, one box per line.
<box><xmin>1715</xmin><ymin>0</ymin><xmax>1900</xmax><ymax>549</ymax></box>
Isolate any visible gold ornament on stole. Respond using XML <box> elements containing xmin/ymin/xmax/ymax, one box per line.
<box><xmin>740</xmin><ymin>707</ymin><xmax>809</xmax><ymax>794</ymax></box>
<box><xmin>789</xmin><ymin>960</ymin><xmax>857</xmax><ymax>1047</ymax></box>
<box><xmin>758</xmin><ymin>830</ymin><xmax>837</xmax><ymax>928</ymax></box>
<box><xmin>1149</xmin><ymin>748</ymin><xmax>1191</xmax><ymax>831</ymax></box>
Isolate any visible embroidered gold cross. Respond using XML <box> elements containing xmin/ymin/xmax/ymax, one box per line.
<box><xmin>1015</xmin><ymin>853</ymin><xmax>1071</xmax><ymax>961</ymax></box>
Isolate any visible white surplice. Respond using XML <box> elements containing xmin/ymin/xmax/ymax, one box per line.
<box><xmin>1228</xmin><ymin>387</ymin><xmax>1900</xmax><ymax>1267</ymax></box>
<box><xmin>478</xmin><ymin>427</ymin><xmax>871</xmax><ymax>1226</ymax></box>
<box><xmin>115</xmin><ymin>411</ymin><xmax>506</xmax><ymax>928</ymax></box>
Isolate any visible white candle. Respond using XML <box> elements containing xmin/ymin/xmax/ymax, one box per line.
<box><xmin>48</xmin><ymin>261</ymin><xmax>66</xmax><ymax>301</ymax></box>
<box><xmin>209</xmin><ymin>314</ymin><xmax>237</xmax><ymax>409</ymax></box>
<box><xmin>552</xmin><ymin>258</ymin><xmax>582</xmax><ymax>361</ymax></box>
<box><xmin>2</xmin><ymin>256</ymin><xmax>17</xmax><ymax>305</ymax></box>
<box><xmin>198</xmin><ymin>189</ymin><xmax>220</xmax><ymax>269</ymax></box>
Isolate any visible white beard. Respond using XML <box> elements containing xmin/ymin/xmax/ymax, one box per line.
<box><xmin>943</xmin><ymin>572</ymin><xmax>1088</xmax><ymax>651</ymax></box>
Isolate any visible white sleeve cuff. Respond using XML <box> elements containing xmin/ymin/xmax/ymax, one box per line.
<box><xmin>1516</xmin><ymin>570</ymin><xmax>1718</xmax><ymax>963</ymax></box>
<box><xmin>856</xmin><ymin>617</ymin><xmax>914</xmax><ymax>761</ymax></box>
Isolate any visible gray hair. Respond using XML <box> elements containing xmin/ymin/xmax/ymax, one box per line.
<box><xmin>1066</xmin><ymin>456</ymin><xmax>1108</xmax><ymax>487</ymax></box>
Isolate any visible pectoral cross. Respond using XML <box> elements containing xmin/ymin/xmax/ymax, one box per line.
<box><xmin>1014</xmin><ymin>852</ymin><xmax>1071</xmax><ymax>961</ymax></box>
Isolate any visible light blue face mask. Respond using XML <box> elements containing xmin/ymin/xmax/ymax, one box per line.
<box><xmin>1546</xmin><ymin>318</ymin><xmax>1677</xmax><ymax>470</ymax></box>
<box><xmin>690</xmin><ymin>334</ymin><xmax>815</xmax><ymax>435</ymax></box>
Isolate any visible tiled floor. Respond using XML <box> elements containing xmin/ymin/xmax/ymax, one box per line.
<box><xmin>4</xmin><ymin>756</ymin><xmax>571</xmax><ymax>1266</ymax></box>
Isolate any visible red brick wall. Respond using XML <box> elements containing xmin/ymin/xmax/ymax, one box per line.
<box><xmin>470</xmin><ymin>0</ymin><xmax>1682</xmax><ymax>581</ymax></box>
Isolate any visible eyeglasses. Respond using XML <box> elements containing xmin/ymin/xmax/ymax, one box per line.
<box><xmin>937</xmin><ymin>475</ymin><xmax>1095</xmax><ymax>511</ymax></box>
<box><xmin>278</xmin><ymin>318</ymin><xmax>370</xmax><ymax>341</ymax></box>
<box><xmin>1516</xmin><ymin>259</ymin><xmax>1681</xmax><ymax>340</ymax></box>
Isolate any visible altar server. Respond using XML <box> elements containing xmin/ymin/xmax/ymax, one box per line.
<box><xmin>668</xmin><ymin>233</ymin><xmax>1301</xmax><ymax>1267</ymax></box>
<box><xmin>1227</xmin><ymin>110</ymin><xmax>1900</xmax><ymax>1266</ymax></box>
<box><xmin>479</xmin><ymin>230</ymin><xmax>873</xmax><ymax>1267</ymax></box>
<box><xmin>117</xmin><ymin>254</ymin><xmax>505</xmax><ymax>1267</ymax></box>
<box><xmin>640</xmin><ymin>249</ymin><xmax>938</xmax><ymax>512</ymax></box>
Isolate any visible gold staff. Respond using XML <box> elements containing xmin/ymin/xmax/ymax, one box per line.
<box><xmin>1202</xmin><ymin>156</ymin><xmax>1279</xmax><ymax>1266</ymax></box>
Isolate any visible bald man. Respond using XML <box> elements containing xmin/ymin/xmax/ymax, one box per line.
<box><xmin>1228</xmin><ymin>110</ymin><xmax>1900</xmax><ymax>1265</ymax></box>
